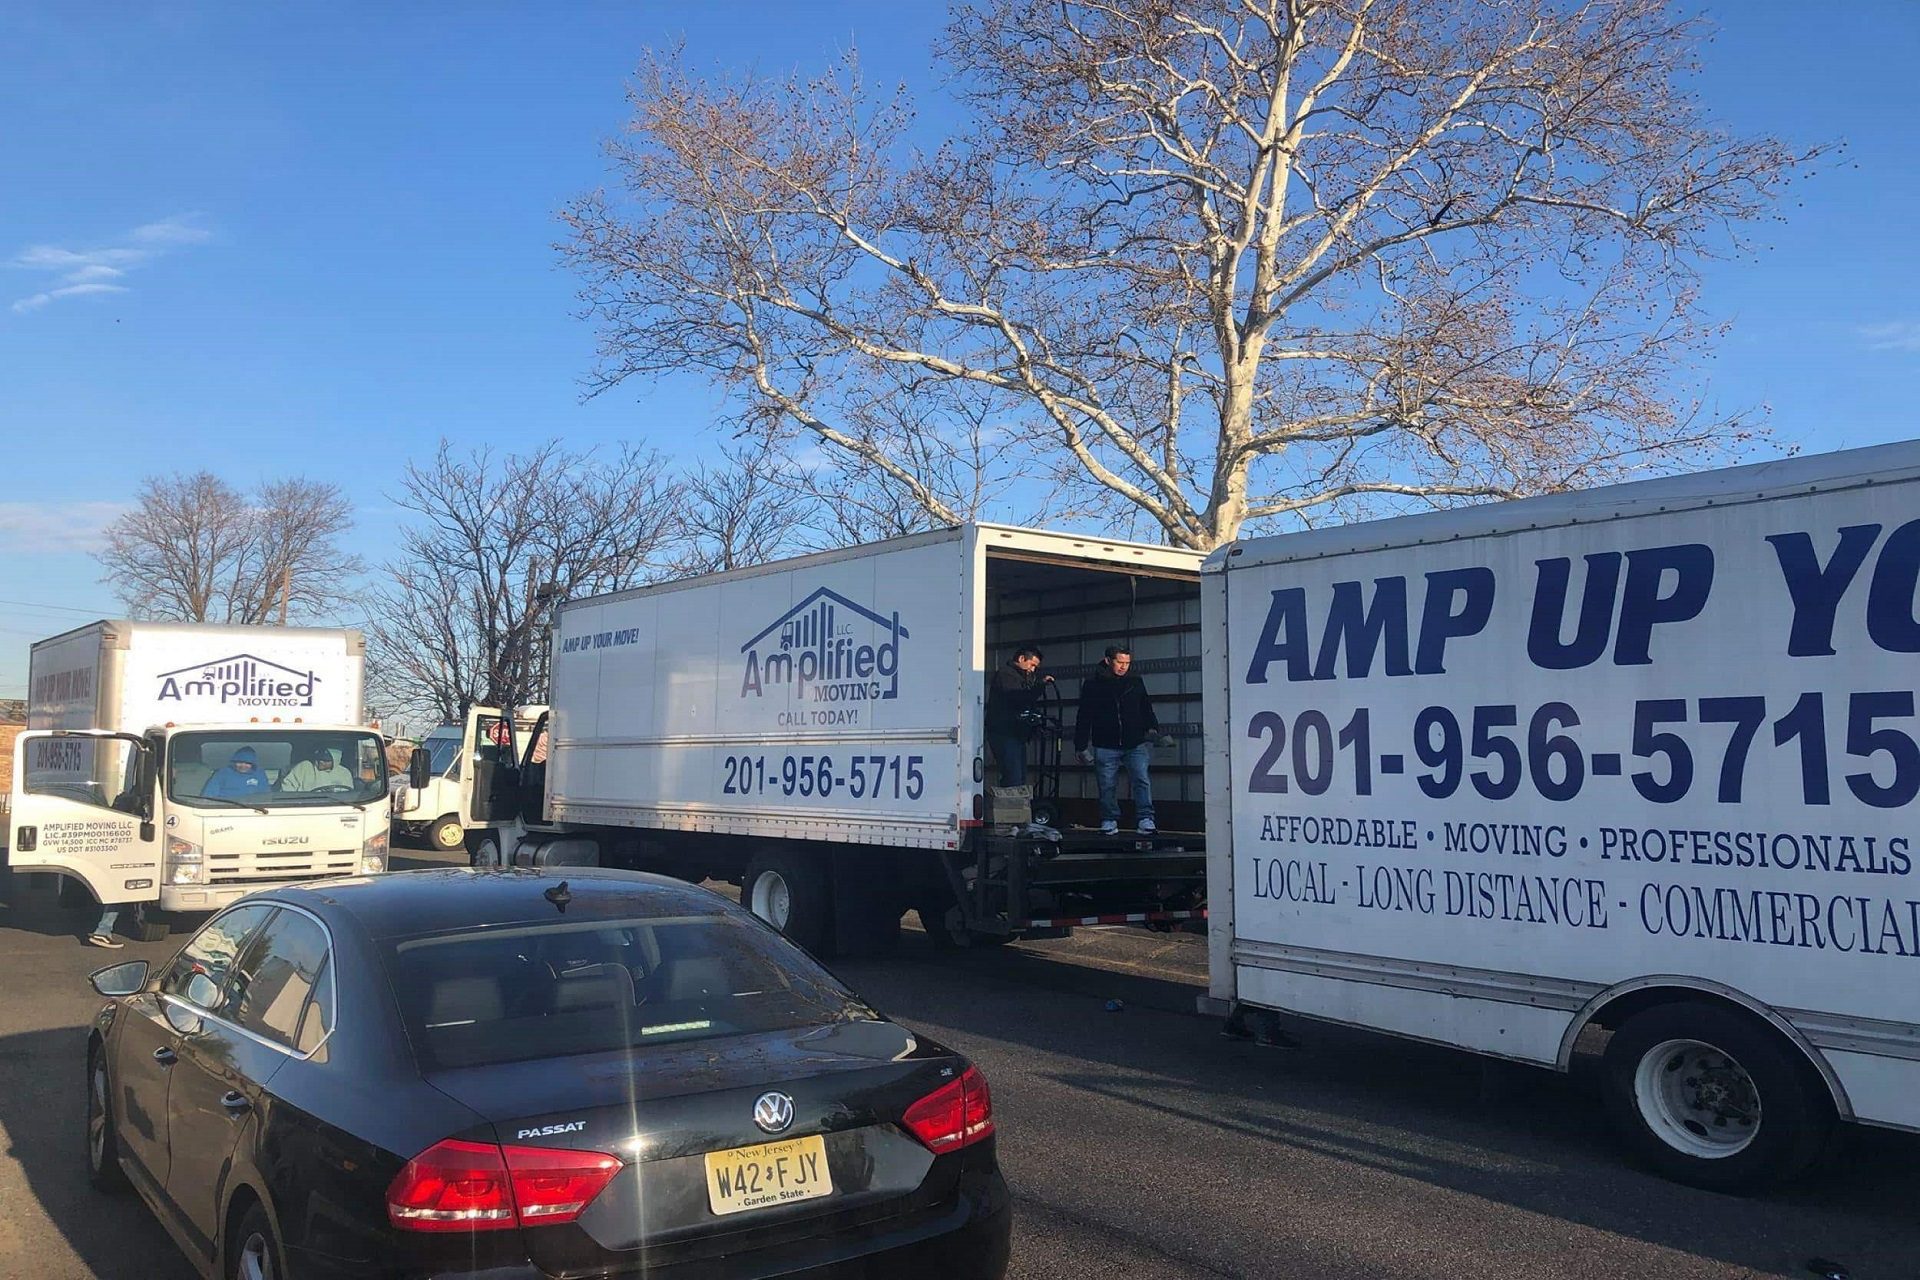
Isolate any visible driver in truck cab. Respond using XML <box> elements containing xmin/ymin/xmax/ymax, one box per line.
<box><xmin>279</xmin><ymin>745</ymin><xmax>347</xmax><ymax>793</ymax></box>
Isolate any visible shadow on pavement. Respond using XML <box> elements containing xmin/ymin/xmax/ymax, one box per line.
<box><xmin>0</xmin><ymin>1034</ymin><xmax>197</xmax><ymax>1280</ymax></box>
<box><xmin>842</xmin><ymin>931</ymin><xmax>1920</xmax><ymax>1280</ymax></box>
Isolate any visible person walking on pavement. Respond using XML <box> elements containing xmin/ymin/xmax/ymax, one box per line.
<box><xmin>985</xmin><ymin>644</ymin><xmax>1056</xmax><ymax>834</ymax></box>
<box><xmin>1074</xmin><ymin>644</ymin><xmax>1160</xmax><ymax>835</ymax></box>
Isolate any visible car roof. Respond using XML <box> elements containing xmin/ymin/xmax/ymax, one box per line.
<box><xmin>270</xmin><ymin>866</ymin><xmax>735</xmax><ymax>940</ymax></box>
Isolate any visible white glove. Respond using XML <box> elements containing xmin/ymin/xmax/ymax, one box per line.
<box><xmin>1157</xmin><ymin>733</ymin><xmax>1177</xmax><ymax>748</ymax></box>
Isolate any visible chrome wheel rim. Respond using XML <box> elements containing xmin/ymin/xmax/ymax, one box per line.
<box><xmin>1633</xmin><ymin>1037</ymin><xmax>1761</xmax><ymax>1159</ymax></box>
<box><xmin>87</xmin><ymin>1061</ymin><xmax>107</xmax><ymax>1171</ymax></box>
<box><xmin>473</xmin><ymin>838</ymin><xmax>501</xmax><ymax>868</ymax></box>
<box><xmin>238</xmin><ymin>1231</ymin><xmax>274</xmax><ymax>1280</ymax></box>
<box><xmin>750</xmin><ymin>870</ymin><xmax>792</xmax><ymax>930</ymax></box>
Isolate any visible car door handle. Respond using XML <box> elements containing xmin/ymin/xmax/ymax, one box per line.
<box><xmin>152</xmin><ymin>1047</ymin><xmax>177</xmax><ymax>1065</ymax></box>
<box><xmin>220</xmin><ymin>1091</ymin><xmax>251</xmax><ymax>1115</ymax></box>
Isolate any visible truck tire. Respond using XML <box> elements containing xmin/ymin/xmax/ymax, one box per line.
<box><xmin>744</xmin><ymin>851</ymin><xmax>833</xmax><ymax>956</ymax></box>
<box><xmin>428</xmin><ymin>815</ymin><xmax>464</xmax><ymax>852</ymax></box>
<box><xmin>471</xmin><ymin>835</ymin><xmax>504</xmax><ymax>869</ymax></box>
<box><xmin>1600</xmin><ymin>1000</ymin><xmax>1832</xmax><ymax>1192</ymax></box>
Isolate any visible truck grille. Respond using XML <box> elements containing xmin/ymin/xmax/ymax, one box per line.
<box><xmin>208</xmin><ymin>849</ymin><xmax>359</xmax><ymax>883</ymax></box>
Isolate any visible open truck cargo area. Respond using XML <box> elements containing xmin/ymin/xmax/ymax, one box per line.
<box><xmin>1201</xmin><ymin>441</ymin><xmax>1920</xmax><ymax>1190</ymax></box>
<box><xmin>465</xmin><ymin>525</ymin><xmax>1208</xmax><ymax>953</ymax></box>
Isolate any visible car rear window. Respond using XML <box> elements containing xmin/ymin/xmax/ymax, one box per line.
<box><xmin>386</xmin><ymin>913</ymin><xmax>869</xmax><ymax>1070</ymax></box>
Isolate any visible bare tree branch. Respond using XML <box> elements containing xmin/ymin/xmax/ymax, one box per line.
<box><xmin>364</xmin><ymin>441</ymin><xmax>678</xmax><ymax>723</ymax></box>
<box><xmin>564</xmin><ymin>1</ymin><xmax>1816</xmax><ymax>550</ymax></box>
<box><xmin>97</xmin><ymin>473</ymin><xmax>362</xmax><ymax>623</ymax></box>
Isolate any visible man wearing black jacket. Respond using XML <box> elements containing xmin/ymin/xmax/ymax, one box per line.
<box><xmin>1074</xmin><ymin>644</ymin><xmax>1158</xmax><ymax>835</ymax></box>
<box><xmin>985</xmin><ymin>644</ymin><xmax>1051</xmax><ymax>788</ymax></box>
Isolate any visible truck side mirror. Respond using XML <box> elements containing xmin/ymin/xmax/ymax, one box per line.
<box><xmin>408</xmin><ymin>747</ymin><xmax>431</xmax><ymax>790</ymax></box>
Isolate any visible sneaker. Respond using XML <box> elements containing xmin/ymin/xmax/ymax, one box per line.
<box><xmin>1137</xmin><ymin>818</ymin><xmax>1157</xmax><ymax>834</ymax></box>
<box><xmin>1100</xmin><ymin>820</ymin><xmax>1119</xmax><ymax>836</ymax></box>
<box><xmin>85</xmin><ymin>933</ymin><xmax>124</xmax><ymax>950</ymax></box>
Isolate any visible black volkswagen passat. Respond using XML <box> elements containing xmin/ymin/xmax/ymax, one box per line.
<box><xmin>84</xmin><ymin>868</ymin><xmax>1011</xmax><ymax>1280</ymax></box>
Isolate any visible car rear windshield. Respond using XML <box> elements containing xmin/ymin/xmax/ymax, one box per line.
<box><xmin>386</xmin><ymin>913</ymin><xmax>870</xmax><ymax>1070</ymax></box>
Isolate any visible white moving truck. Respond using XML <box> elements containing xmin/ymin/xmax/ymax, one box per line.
<box><xmin>392</xmin><ymin>705</ymin><xmax>546</xmax><ymax>850</ymax></box>
<box><xmin>1201</xmin><ymin>442</ymin><xmax>1920</xmax><ymax>1189</ymax></box>
<box><xmin>7</xmin><ymin>622</ymin><xmax>391</xmax><ymax>936</ymax></box>
<box><xmin>451</xmin><ymin>526</ymin><xmax>1209</xmax><ymax>955</ymax></box>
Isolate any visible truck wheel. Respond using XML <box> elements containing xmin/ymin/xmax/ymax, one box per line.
<box><xmin>428</xmin><ymin>816</ymin><xmax>464</xmax><ymax>852</ymax></box>
<box><xmin>471</xmin><ymin>835</ymin><xmax>503</xmax><ymax>869</ymax></box>
<box><xmin>744</xmin><ymin>852</ymin><xmax>832</xmax><ymax>956</ymax></box>
<box><xmin>1600</xmin><ymin>1001</ymin><xmax>1832</xmax><ymax>1192</ymax></box>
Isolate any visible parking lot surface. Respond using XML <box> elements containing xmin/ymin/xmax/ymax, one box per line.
<box><xmin>2</xmin><ymin>852</ymin><xmax>1917</xmax><ymax>1279</ymax></box>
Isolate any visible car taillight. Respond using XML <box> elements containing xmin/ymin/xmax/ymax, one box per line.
<box><xmin>902</xmin><ymin>1065</ymin><xmax>994</xmax><ymax>1153</ymax></box>
<box><xmin>387</xmin><ymin>1138</ymin><xmax>622</xmax><ymax>1233</ymax></box>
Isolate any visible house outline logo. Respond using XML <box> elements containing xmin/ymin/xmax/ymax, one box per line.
<box><xmin>156</xmin><ymin>653</ymin><xmax>322</xmax><ymax>709</ymax></box>
<box><xmin>739</xmin><ymin>587</ymin><xmax>909</xmax><ymax>704</ymax></box>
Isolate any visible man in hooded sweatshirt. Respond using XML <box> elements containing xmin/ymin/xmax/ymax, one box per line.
<box><xmin>203</xmin><ymin>745</ymin><xmax>271</xmax><ymax>800</ymax></box>
<box><xmin>1073</xmin><ymin>644</ymin><xmax>1160</xmax><ymax>835</ymax></box>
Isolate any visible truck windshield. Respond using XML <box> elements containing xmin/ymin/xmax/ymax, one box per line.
<box><xmin>167</xmin><ymin>729</ymin><xmax>389</xmax><ymax>809</ymax></box>
<box><xmin>423</xmin><ymin>734</ymin><xmax>461</xmax><ymax>778</ymax></box>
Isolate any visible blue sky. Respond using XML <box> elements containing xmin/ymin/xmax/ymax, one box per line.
<box><xmin>1</xmin><ymin>1</ymin><xmax>1916</xmax><ymax>699</ymax></box>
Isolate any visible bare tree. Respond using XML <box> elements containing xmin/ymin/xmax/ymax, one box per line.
<box><xmin>366</xmin><ymin>441</ymin><xmax>679</xmax><ymax>725</ymax></box>
<box><xmin>670</xmin><ymin>439</ymin><xmax>812</xmax><ymax>576</ymax></box>
<box><xmin>564</xmin><ymin>1</ymin><xmax>1815</xmax><ymax>551</ymax></box>
<box><xmin>98</xmin><ymin>472</ymin><xmax>362</xmax><ymax>622</ymax></box>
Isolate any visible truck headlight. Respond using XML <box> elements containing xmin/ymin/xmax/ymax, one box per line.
<box><xmin>168</xmin><ymin>837</ymin><xmax>206</xmax><ymax>886</ymax></box>
<box><xmin>360</xmin><ymin>830</ymin><xmax>389</xmax><ymax>876</ymax></box>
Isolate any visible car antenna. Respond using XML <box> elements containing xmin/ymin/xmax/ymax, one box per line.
<box><xmin>544</xmin><ymin>880</ymin><xmax>572</xmax><ymax>912</ymax></box>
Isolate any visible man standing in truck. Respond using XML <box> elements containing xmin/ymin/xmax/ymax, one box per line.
<box><xmin>1074</xmin><ymin>645</ymin><xmax>1158</xmax><ymax>836</ymax></box>
<box><xmin>985</xmin><ymin>644</ymin><xmax>1051</xmax><ymax>788</ymax></box>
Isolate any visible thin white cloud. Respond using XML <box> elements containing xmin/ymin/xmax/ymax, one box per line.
<box><xmin>131</xmin><ymin>214</ymin><xmax>214</xmax><ymax>246</ymax></box>
<box><xmin>12</xmin><ymin>283</ymin><xmax>131</xmax><ymax>314</ymax></box>
<box><xmin>0</xmin><ymin>501</ymin><xmax>128</xmax><ymax>553</ymax></box>
<box><xmin>6</xmin><ymin>214</ymin><xmax>213</xmax><ymax>315</ymax></box>
<box><xmin>1861</xmin><ymin>321</ymin><xmax>1920</xmax><ymax>354</ymax></box>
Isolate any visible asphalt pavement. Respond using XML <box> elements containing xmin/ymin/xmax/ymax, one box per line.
<box><xmin>2</xmin><ymin>851</ymin><xmax>1917</xmax><ymax>1279</ymax></box>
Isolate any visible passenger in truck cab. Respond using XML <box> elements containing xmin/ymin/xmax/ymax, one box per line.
<box><xmin>202</xmin><ymin>745</ymin><xmax>270</xmax><ymax>799</ymax></box>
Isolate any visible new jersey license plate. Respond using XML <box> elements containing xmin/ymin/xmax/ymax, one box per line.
<box><xmin>703</xmin><ymin>1134</ymin><xmax>833</xmax><ymax>1217</ymax></box>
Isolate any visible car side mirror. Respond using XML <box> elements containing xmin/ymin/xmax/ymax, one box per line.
<box><xmin>408</xmin><ymin>747</ymin><xmax>431</xmax><ymax>790</ymax></box>
<box><xmin>89</xmin><ymin>960</ymin><xmax>150</xmax><ymax>998</ymax></box>
<box><xmin>183</xmin><ymin>971</ymin><xmax>221</xmax><ymax>1011</ymax></box>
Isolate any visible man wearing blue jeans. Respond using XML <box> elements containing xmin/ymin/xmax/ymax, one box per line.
<box><xmin>1073</xmin><ymin>645</ymin><xmax>1159</xmax><ymax>835</ymax></box>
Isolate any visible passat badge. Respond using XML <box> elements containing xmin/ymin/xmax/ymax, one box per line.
<box><xmin>752</xmin><ymin>1092</ymin><xmax>795</xmax><ymax>1134</ymax></box>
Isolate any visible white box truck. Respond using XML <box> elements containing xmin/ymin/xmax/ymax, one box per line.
<box><xmin>1200</xmin><ymin>441</ymin><xmax>1920</xmax><ymax>1189</ymax></box>
<box><xmin>450</xmin><ymin>526</ymin><xmax>1210</xmax><ymax>955</ymax></box>
<box><xmin>391</xmin><ymin>704</ymin><xmax>546</xmax><ymax>850</ymax></box>
<box><xmin>7</xmin><ymin>621</ymin><xmax>391</xmax><ymax>936</ymax></box>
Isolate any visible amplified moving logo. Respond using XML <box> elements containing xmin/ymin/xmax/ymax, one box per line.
<box><xmin>739</xmin><ymin>588</ymin><xmax>908</xmax><ymax>708</ymax></box>
<box><xmin>156</xmin><ymin>653</ymin><xmax>321</xmax><ymax>709</ymax></box>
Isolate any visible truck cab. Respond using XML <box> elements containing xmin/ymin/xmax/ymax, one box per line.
<box><xmin>9</xmin><ymin>721</ymin><xmax>391</xmax><ymax>932</ymax></box>
<box><xmin>393</xmin><ymin>706</ymin><xmax>546</xmax><ymax>852</ymax></box>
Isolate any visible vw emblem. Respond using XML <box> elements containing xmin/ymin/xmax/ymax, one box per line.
<box><xmin>752</xmin><ymin>1091</ymin><xmax>795</xmax><ymax>1134</ymax></box>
